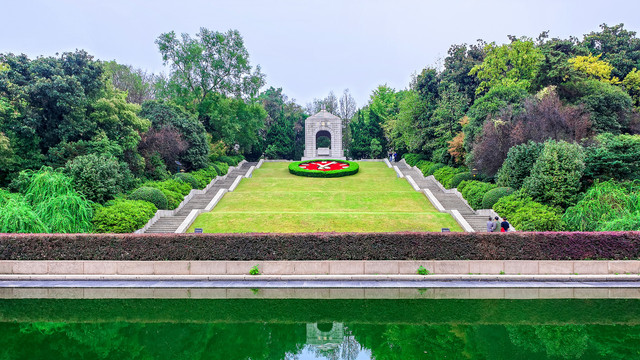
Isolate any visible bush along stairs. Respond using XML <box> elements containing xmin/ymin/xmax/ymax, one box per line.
<box><xmin>395</xmin><ymin>160</ymin><xmax>489</xmax><ymax>232</ymax></box>
<box><xmin>140</xmin><ymin>161</ymin><xmax>258</xmax><ymax>233</ymax></box>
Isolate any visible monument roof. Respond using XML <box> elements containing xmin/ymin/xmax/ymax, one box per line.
<box><xmin>307</xmin><ymin>109</ymin><xmax>341</xmax><ymax>121</ymax></box>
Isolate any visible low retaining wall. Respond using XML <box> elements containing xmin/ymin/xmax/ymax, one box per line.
<box><xmin>2</xmin><ymin>260</ymin><xmax>639</xmax><ymax>276</ymax></box>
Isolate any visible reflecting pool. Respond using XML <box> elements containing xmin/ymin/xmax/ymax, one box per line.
<box><xmin>0</xmin><ymin>289</ymin><xmax>639</xmax><ymax>359</ymax></box>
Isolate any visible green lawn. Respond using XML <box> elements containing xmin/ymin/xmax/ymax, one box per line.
<box><xmin>189</xmin><ymin>161</ymin><xmax>462</xmax><ymax>233</ymax></box>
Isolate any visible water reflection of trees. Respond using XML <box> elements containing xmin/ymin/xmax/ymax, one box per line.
<box><xmin>0</xmin><ymin>322</ymin><xmax>639</xmax><ymax>359</ymax></box>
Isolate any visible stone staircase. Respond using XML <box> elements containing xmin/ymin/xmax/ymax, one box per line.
<box><xmin>143</xmin><ymin>162</ymin><xmax>257</xmax><ymax>233</ymax></box>
<box><xmin>394</xmin><ymin>162</ymin><xmax>488</xmax><ymax>232</ymax></box>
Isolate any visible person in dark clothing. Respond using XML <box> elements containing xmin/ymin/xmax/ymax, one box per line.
<box><xmin>501</xmin><ymin>218</ymin><xmax>510</xmax><ymax>232</ymax></box>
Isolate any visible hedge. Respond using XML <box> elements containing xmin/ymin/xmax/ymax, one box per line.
<box><xmin>1</xmin><ymin>232</ymin><xmax>639</xmax><ymax>260</ymax></box>
<box><xmin>174</xmin><ymin>173</ymin><xmax>199</xmax><ymax>189</ymax></box>
<box><xmin>92</xmin><ymin>199</ymin><xmax>157</xmax><ymax>233</ymax></box>
<box><xmin>433</xmin><ymin>166</ymin><xmax>466</xmax><ymax>189</ymax></box>
<box><xmin>493</xmin><ymin>193</ymin><xmax>564</xmax><ymax>232</ymax></box>
<box><xmin>402</xmin><ymin>153</ymin><xmax>428</xmax><ymax>166</ymax></box>
<box><xmin>450</xmin><ymin>172</ymin><xmax>473</xmax><ymax>189</ymax></box>
<box><xmin>288</xmin><ymin>160</ymin><xmax>359</xmax><ymax>178</ymax></box>
<box><xmin>458</xmin><ymin>180</ymin><xmax>498</xmax><ymax>209</ymax></box>
<box><xmin>128</xmin><ymin>187</ymin><xmax>168</xmax><ymax>210</ymax></box>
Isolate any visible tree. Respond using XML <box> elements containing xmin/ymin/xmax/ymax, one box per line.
<box><xmin>496</xmin><ymin>141</ymin><xmax>544</xmax><ymax>189</ymax></box>
<box><xmin>469</xmin><ymin>38</ymin><xmax>544</xmax><ymax>95</ymax></box>
<box><xmin>440</xmin><ymin>41</ymin><xmax>486</xmax><ymax>102</ymax></box>
<box><xmin>156</xmin><ymin>28</ymin><xmax>265</xmax><ymax>107</ymax></box>
<box><xmin>522</xmin><ymin>140</ymin><xmax>585</xmax><ymax>209</ymax></box>
<box><xmin>140</xmin><ymin>100</ymin><xmax>210</xmax><ymax>170</ymax></box>
<box><xmin>622</xmin><ymin>68</ymin><xmax>640</xmax><ymax>108</ymax></box>
<box><xmin>568</xmin><ymin>79</ymin><xmax>633</xmax><ymax>133</ymax></box>
<box><xmin>583</xmin><ymin>133</ymin><xmax>640</xmax><ymax>184</ymax></box>
<box><xmin>337</xmin><ymin>88</ymin><xmax>356</xmax><ymax>120</ymax></box>
<box><xmin>568</xmin><ymin>54</ymin><xmax>620</xmax><ymax>83</ymax></box>
<box><xmin>582</xmin><ymin>23</ymin><xmax>640</xmax><ymax>80</ymax></box>
<box><xmin>64</xmin><ymin>154</ymin><xmax>135</xmax><ymax>204</ymax></box>
<box><xmin>103</xmin><ymin>61</ymin><xmax>156</xmax><ymax>104</ymax></box>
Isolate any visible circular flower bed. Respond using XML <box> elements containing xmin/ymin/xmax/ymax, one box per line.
<box><xmin>288</xmin><ymin>159</ymin><xmax>359</xmax><ymax>178</ymax></box>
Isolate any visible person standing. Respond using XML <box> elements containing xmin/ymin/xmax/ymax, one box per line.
<box><xmin>501</xmin><ymin>218</ymin><xmax>511</xmax><ymax>232</ymax></box>
<box><xmin>492</xmin><ymin>216</ymin><xmax>499</xmax><ymax>232</ymax></box>
<box><xmin>486</xmin><ymin>217</ymin><xmax>494</xmax><ymax>232</ymax></box>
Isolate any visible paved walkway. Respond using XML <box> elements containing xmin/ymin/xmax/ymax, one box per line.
<box><xmin>394</xmin><ymin>162</ymin><xmax>487</xmax><ymax>231</ymax></box>
<box><xmin>144</xmin><ymin>162</ymin><xmax>257</xmax><ymax>233</ymax></box>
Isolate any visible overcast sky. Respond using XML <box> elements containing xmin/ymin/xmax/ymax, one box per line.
<box><xmin>3</xmin><ymin>0</ymin><xmax>640</xmax><ymax>107</ymax></box>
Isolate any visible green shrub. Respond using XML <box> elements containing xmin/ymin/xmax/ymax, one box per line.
<box><xmin>143</xmin><ymin>179</ymin><xmax>192</xmax><ymax>209</ymax></box>
<box><xmin>93</xmin><ymin>199</ymin><xmax>157</xmax><ymax>233</ymax></box>
<box><xmin>459</xmin><ymin>180</ymin><xmax>497</xmax><ymax>209</ymax></box>
<box><xmin>481</xmin><ymin>187</ymin><xmax>515</xmax><ymax>209</ymax></box>
<box><xmin>34</xmin><ymin>193</ymin><xmax>94</xmax><ymax>233</ymax></box>
<box><xmin>433</xmin><ymin>166</ymin><xmax>466</xmax><ymax>189</ymax></box>
<box><xmin>562</xmin><ymin>181</ymin><xmax>640</xmax><ymax>231</ymax></box>
<box><xmin>218</xmin><ymin>155</ymin><xmax>239</xmax><ymax>166</ymax></box>
<box><xmin>24</xmin><ymin>167</ymin><xmax>75</xmax><ymax>205</ymax></box>
<box><xmin>402</xmin><ymin>153</ymin><xmax>428</xmax><ymax>166</ymax></box>
<box><xmin>174</xmin><ymin>173</ymin><xmax>199</xmax><ymax>189</ymax></box>
<box><xmin>190</xmin><ymin>166</ymin><xmax>219</xmax><ymax>188</ymax></box>
<box><xmin>493</xmin><ymin>192</ymin><xmax>564</xmax><ymax>231</ymax></box>
<box><xmin>583</xmin><ymin>134</ymin><xmax>640</xmax><ymax>183</ymax></box>
<box><xmin>450</xmin><ymin>172</ymin><xmax>474</xmax><ymax>189</ymax></box>
<box><xmin>598</xmin><ymin>211</ymin><xmax>640</xmax><ymax>231</ymax></box>
<box><xmin>522</xmin><ymin>140</ymin><xmax>585</xmax><ymax>209</ymax></box>
<box><xmin>424</xmin><ymin>163</ymin><xmax>446</xmax><ymax>177</ymax></box>
<box><xmin>496</xmin><ymin>141</ymin><xmax>544</xmax><ymax>189</ymax></box>
<box><xmin>214</xmin><ymin>162</ymin><xmax>229</xmax><ymax>175</ymax></box>
<box><xmin>65</xmin><ymin>154</ymin><xmax>136</xmax><ymax>204</ymax></box>
<box><xmin>0</xmin><ymin>197</ymin><xmax>48</xmax><ymax>233</ymax></box>
<box><xmin>129</xmin><ymin>187</ymin><xmax>169</xmax><ymax>210</ymax></box>
<box><xmin>416</xmin><ymin>161</ymin><xmax>434</xmax><ymax>176</ymax></box>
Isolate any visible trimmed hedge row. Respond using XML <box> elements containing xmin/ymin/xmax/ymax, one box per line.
<box><xmin>1</xmin><ymin>232</ymin><xmax>639</xmax><ymax>260</ymax></box>
<box><xmin>288</xmin><ymin>160</ymin><xmax>359</xmax><ymax>178</ymax></box>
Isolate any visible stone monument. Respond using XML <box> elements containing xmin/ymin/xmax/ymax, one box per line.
<box><xmin>302</xmin><ymin>109</ymin><xmax>345</xmax><ymax>160</ymax></box>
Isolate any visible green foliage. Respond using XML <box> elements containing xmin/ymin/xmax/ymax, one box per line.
<box><xmin>23</xmin><ymin>167</ymin><xmax>75</xmax><ymax>206</ymax></box>
<box><xmin>522</xmin><ymin>140</ymin><xmax>585</xmax><ymax>209</ymax></box>
<box><xmin>423</xmin><ymin>163</ymin><xmax>446</xmax><ymax>177</ymax></box>
<box><xmin>416</xmin><ymin>265</ymin><xmax>431</xmax><ymax>275</ymax></box>
<box><xmin>569</xmin><ymin>79</ymin><xmax>633</xmax><ymax>133</ymax></box>
<box><xmin>190</xmin><ymin>166</ymin><xmax>218</xmax><ymax>189</ymax></box>
<box><xmin>459</xmin><ymin>180</ymin><xmax>498</xmax><ymax>209</ymax></box>
<box><xmin>93</xmin><ymin>199</ymin><xmax>157</xmax><ymax>233</ymax></box>
<box><xmin>349</xmin><ymin>108</ymin><xmax>387</xmax><ymax>159</ymax></box>
<box><xmin>129</xmin><ymin>187</ymin><xmax>168</xmax><ymax>210</ymax></box>
<box><xmin>493</xmin><ymin>192</ymin><xmax>564</xmax><ymax>231</ymax></box>
<box><xmin>433</xmin><ymin>166</ymin><xmax>466</xmax><ymax>189</ymax></box>
<box><xmin>369</xmin><ymin>138</ymin><xmax>383</xmax><ymax>159</ymax></box>
<box><xmin>563</xmin><ymin>181</ymin><xmax>640</xmax><ymax>231</ymax></box>
<box><xmin>139</xmin><ymin>100</ymin><xmax>210</xmax><ymax>170</ymax></box>
<box><xmin>463</xmin><ymin>84</ymin><xmax>529</xmax><ymax>153</ymax></box>
<box><xmin>143</xmin><ymin>179</ymin><xmax>192</xmax><ymax>209</ymax></box>
<box><xmin>583</xmin><ymin>134</ymin><xmax>640</xmax><ymax>183</ymax></box>
<box><xmin>469</xmin><ymin>38</ymin><xmax>544</xmax><ymax>94</ymax></box>
<box><xmin>450</xmin><ymin>172</ymin><xmax>474</xmax><ymax>189</ymax></box>
<box><xmin>173</xmin><ymin>173</ymin><xmax>199</xmax><ymax>189</ymax></box>
<box><xmin>34</xmin><ymin>193</ymin><xmax>94</xmax><ymax>233</ymax></box>
<box><xmin>496</xmin><ymin>141</ymin><xmax>544</xmax><ymax>189</ymax></box>
<box><xmin>249</xmin><ymin>265</ymin><xmax>260</xmax><ymax>275</ymax></box>
<box><xmin>213</xmin><ymin>162</ymin><xmax>229</xmax><ymax>175</ymax></box>
<box><xmin>0</xmin><ymin>196</ymin><xmax>48</xmax><ymax>233</ymax></box>
<box><xmin>288</xmin><ymin>160</ymin><xmax>359</xmax><ymax>178</ymax></box>
<box><xmin>481</xmin><ymin>187</ymin><xmax>515</xmax><ymax>209</ymax></box>
<box><xmin>65</xmin><ymin>154</ymin><xmax>135</xmax><ymax>204</ymax></box>
<box><xmin>402</xmin><ymin>153</ymin><xmax>428</xmax><ymax>166</ymax></box>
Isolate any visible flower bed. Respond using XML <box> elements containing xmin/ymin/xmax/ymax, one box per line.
<box><xmin>288</xmin><ymin>160</ymin><xmax>359</xmax><ymax>178</ymax></box>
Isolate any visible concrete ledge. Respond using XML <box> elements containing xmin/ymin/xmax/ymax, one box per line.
<box><xmin>393</xmin><ymin>166</ymin><xmax>404</xmax><ymax>178</ymax></box>
<box><xmin>204</xmin><ymin>188</ymin><xmax>227</xmax><ymax>211</ymax></box>
<box><xmin>2</xmin><ymin>260</ymin><xmax>640</xmax><ymax>276</ymax></box>
<box><xmin>256</xmin><ymin>159</ymin><xmax>264</xmax><ymax>168</ymax></box>
<box><xmin>422</xmin><ymin>189</ymin><xmax>446</xmax><ymax>212</ymax></box>
<box><xmin>383</xmin><ymin>158</ymin><xmax>392</xmax><ymax>168</ymax></box>
<box><xmin>174</xmin><ymin>210</ymin><xmax>202</xmax><ymax>233</ymax></box>
<box><xmin>451</xmin><ymin>209</ymin><xmax>475</xmax><ymax>232</ymax></box>
<box><xmin>405</xmin><ymin>175</ymin><xmax>421</xmax><ymax>191</ymax></box>
<box><xmin>244</xmin><ymin>165</ymin><xmax>256</xmax><ymax>178</ymax></box>
<box><xmin>228</xmin><ymin>175</ymin><xmax>243</xmax><ymax>192</ymax></box>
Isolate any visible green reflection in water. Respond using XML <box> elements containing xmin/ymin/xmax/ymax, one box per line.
<box><xmin>0</xmin><ymin>298</ymin><xmax>639</xmax><ymax>359</ymax></box>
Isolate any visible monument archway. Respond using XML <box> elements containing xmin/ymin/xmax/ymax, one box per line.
<box><xmin>302</xmin><ymin>110</ymin><xmax>345</xmax><ymax>160</ymax></box>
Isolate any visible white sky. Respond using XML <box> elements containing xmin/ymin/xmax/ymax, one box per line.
<box><xmin>2</xmin><ymin>0</ymin><xmax>640</xmax><ymax>107</ymax></box>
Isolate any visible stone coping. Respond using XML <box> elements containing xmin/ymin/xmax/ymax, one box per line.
<box><xmin>1</xmin><ymin>260</ymin><xmax>639</xmax><ymax>276</ymax></box>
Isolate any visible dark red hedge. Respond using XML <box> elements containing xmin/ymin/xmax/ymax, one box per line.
<box><xmin>0</xmin><ymin>232</ymin><xmax>639</xmax><ymax>260</ymax></box>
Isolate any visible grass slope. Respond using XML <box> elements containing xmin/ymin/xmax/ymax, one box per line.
<box><xmin>189</xmin><ymin>162</ymin><xmax>462</xmax><ymax>233</ymax></box>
